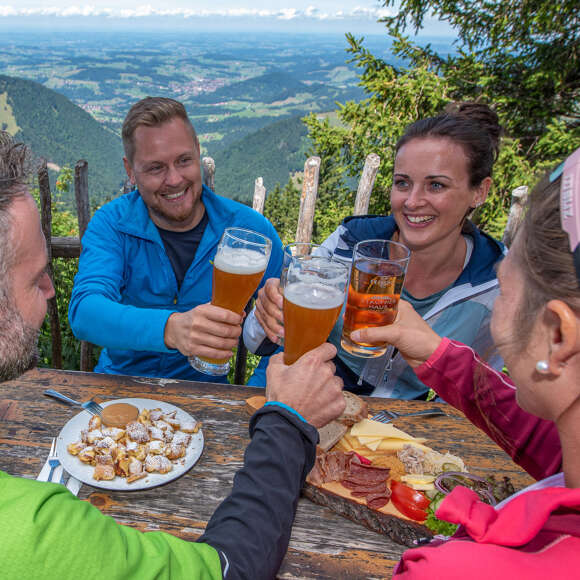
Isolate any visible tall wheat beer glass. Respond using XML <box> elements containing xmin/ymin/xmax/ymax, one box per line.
<box><xmin>282</xmin><ymin>243</ymin><xmax>331</xmax><ymax>281</ymax></box>
<box><xmin>273</xmin><ymin>243</ymin><xmax>332</xmax><ymax>345</ymax></box>
<box><xmin>190</xmin><ymin>227</ymin><xmax>272</xmax><ymax>376</ymax></box>
<box><xmin>341</xmin><ymin>239</ymin><xmax>410</xmax><ymax>358</ymax></box>
<box><xmin>283</xmin><ymin>255</ymin><xmax>348</xmax><ymax>365</ymax></box>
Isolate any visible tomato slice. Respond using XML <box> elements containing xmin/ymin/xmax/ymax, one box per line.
<box><xmin>390</xmin><ymin>480</ymin><xmax>429</xmax><ymax>521</ymax></box>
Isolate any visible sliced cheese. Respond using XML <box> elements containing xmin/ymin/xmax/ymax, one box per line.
<box><xmin>377</xmin><ymin>438</ymin><xmax>431</xmax><ymax>452</ymax></box>
<box><xmin>342</xmin><ymin>433</ymin><xmax>360</xmax><ymax>450</ymax></box>
<box><xmin>360</xmin><ymin>438</ymin><xmax>382</xmax><ymax>451</ymax></box>
<box><xmin>351</xmin><ymin>419</ymin><xmax>427</xmax><ymax>442</ymax></box>
<box><xmin>401</xmin><ymin>474</ymin><xmax>436</xmax><ymax>486</ymax></box>
<box><xmin>403</xmin><ymin>481</ymin><xmax>435</xmax><ymax>491</ymax></box>
<box><xmin>356</xmin><ymin>435</ymin><xmax>383</xmax><ymax>445</ymax></box>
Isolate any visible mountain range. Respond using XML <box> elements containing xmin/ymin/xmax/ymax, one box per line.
<box><xmin>0</xmin><ymin>73</ymin><xmax>316</xmax><ymax>205</ymax></box>
<box><xmin>0</xmin><ymin>75</ymin><xmax>125</xmax><ymax>202</ymax></box>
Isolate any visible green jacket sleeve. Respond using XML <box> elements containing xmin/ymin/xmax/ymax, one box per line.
<box><xmin>0</xmin><ymin>472</ymin><xmax>222</xmax><ymax>580</ymax></box>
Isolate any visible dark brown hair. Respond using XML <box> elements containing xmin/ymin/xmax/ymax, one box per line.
<box><xmin>396</xmin><ymin>102</ymin><xmax>503</xmax><ymax>187</ymax></box>
<box><xmin>122</xmin><ymin>97</ymin><xmax>199</xmax><ymax>163</ymax></box>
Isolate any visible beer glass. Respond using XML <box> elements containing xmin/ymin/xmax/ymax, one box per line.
<box><xmin>282</xmin><ymin>243</ymin><xmax>331</xmax><ymax>282</ymax></box>
<box><xmin>341</xmin><ymin>239</ymin><xmax>410</xmax><ymax>358</ymax></box>
<box><xmin>190</xmin><ymin>227</ymin><xmax>272</xmax><ymax>376</ymax></box>
<box><xmin>269</xmin><ymin>242</ymin><xmax>332</xmax><ymax>345</ymax></box>
<box><xmin>283</xmin><ymin>255</ymin><xmax>348</xmax><ymax>365</ymax></box>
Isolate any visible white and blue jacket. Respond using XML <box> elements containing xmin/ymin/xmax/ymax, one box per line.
<box><xmin>69</xmin><ymin>186</ymin><xmax>283</xmax><ymax>383</ymax></box>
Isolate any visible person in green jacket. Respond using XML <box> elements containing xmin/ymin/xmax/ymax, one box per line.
<box><xmin>0</xmin><ymin>130</ymin><xmax>346</xmax><ymax>579</ymax></box>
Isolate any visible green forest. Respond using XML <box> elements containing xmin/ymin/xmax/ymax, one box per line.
<box><xmin>213</xmin><ymin>115</ymin><xmax>310</xmax><ymax>204</ymax></box>
<box><xmin>0</xmin><ymin>75</ymin><xmax>125</xmax><ymax>201</ymax></box>
<box><xmin>38</xmin><ymin>0</ymin><xmax>579</xmax><ymax>379</ymax></box>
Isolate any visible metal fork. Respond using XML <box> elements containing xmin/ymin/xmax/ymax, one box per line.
<box><xmin>47</xmin><ymin>438</ymin><xmax>62</xmax><ymax>483</ymax></box>
<box><xmin>371</xmin><ymin>407</ymin><xmax>447</xmax><ymax>423</ymax></box>
<box><xmin>44</xmin><ymin>389</ymin><xmax>103</xmax><ymax>416</ymax></box>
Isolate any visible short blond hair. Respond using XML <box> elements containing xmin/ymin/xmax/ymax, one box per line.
<box><xmin>122</xmin><ymin>97</ymin><xmax>199</xmax><ymax>163</ymax></box>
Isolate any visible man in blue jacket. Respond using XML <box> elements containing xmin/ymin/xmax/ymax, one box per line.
<box><xmin>69</xmin><ymin>97</ymin><xmax>282</xmax><ymax>383</ymax></box>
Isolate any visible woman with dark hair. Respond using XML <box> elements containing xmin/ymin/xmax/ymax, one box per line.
<box><xmin>353</xmin><ymin>148</ymin><xmax>580</xmax><ymax>576</ymax></box>
<box><xmin>245</xmin><ymin>103</ymin><xmax>506</xmax><ymax>399</ymax></box>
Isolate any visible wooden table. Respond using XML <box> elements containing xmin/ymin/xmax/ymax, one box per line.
<box><xmin>0</xmin><ymin>368</ymin><xmax>534</xmax><ymax>579</ymax></box>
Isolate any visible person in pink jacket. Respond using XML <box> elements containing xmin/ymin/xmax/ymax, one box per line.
<box><xmin>352</xmin><ymin>146</ymin><xmax>580</xmax><ymax>579</ymax></box>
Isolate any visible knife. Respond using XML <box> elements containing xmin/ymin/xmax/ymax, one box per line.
<box><xmin>65</xmin><ymin>474</ymin><xmax>82</xmax><ymax>496</ymax></box>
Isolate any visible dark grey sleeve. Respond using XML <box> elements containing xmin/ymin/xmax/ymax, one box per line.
<box><xmin>254</xmin><ymin>336</ymin><xmax>280</xmax><ymax>357</ymax></box>
<box><xmin>196</xmin><ymin>406</ymin><xmax>319</xmax><ymax>580</ymax></box>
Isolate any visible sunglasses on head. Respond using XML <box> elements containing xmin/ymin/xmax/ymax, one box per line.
<box><xmin>554</xmin><ymin>147</ymin><xmax>580</xmax><ymax>283</ymax></box>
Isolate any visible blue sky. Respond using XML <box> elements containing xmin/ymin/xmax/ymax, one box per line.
<box><xmin>0</xmin><ymin>1</ymin><xmax>454</xmax><ymax>36</ymax></box>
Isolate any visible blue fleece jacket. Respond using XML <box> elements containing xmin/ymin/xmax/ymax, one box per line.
<box><xmin>69</xmin><ymin>186</ymin><xmax>282</xmax><ymax>383</ymax></box>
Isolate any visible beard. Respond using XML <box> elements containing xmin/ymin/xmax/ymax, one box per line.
<box><xmin>0</xmin><ymin>294</ymin><xmax>40</xmax><ymax>382</ymax></box>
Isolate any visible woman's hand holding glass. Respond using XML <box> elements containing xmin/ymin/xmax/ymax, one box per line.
<box><xmin>350</xmin><ymin>300</ymin><xmax>443</xmax><ymax>369</ymax></box>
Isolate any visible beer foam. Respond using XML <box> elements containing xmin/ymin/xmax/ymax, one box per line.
<box><xmin>214</xmin><ymin>247</ymin><xmax>269</xmax><ymax>274</ymax></box>
<box><xmin>284</xmin><ymin>282</ymin><xmax>345</xmax><ymax>310</ymax></box>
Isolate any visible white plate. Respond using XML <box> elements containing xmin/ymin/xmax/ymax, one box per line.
<box><xmin>56</xmin><ymin>397</ymin><xmax>204</xmax><ymax>491</ymax></box>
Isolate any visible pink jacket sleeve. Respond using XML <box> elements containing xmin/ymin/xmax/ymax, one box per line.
<box><xmin>414</xmin><ymin>338</ymin><xmax>561</xmax><ymax>480</ymax></box>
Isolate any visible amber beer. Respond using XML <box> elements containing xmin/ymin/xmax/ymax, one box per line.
<box><xmin>341</xmin><ymin>239</ymin><xmax>410</xmax><ymax>358</ymax></box>
<box><xmin>190</xmin><ymin>227</ymin><xmax>271</xmax><ymax>376</ymax></box>
<box><xmin>283</xmin><ymin>281</ymin><xmax>344</xmax><ymax>365</ymax></box>
<box><xmin>201</xmin><ymin>248</ymin><xmax>268</xmax><ymax>366</ymax></box>
<box><xmin>212</xmin><ymin>247</ymin><xmax>268</xmax><ymax>314</ymax></box>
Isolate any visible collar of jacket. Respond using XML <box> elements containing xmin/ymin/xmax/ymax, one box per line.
<box><xmin>439</xmin><ymin>484</ymin><xmax>580</xmax><ymax>545</ymax></box>
<box><xmin>114</xmin><ymin>185</ymin><xmax>236</xmax><ymax>245</ymax></box>
<box><xmin>339</xmin><ymin>214</ymin><xmax>506</xmax><ymax>288</ymax></box>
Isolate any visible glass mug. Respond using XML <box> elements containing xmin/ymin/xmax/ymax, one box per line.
<box><xmin>190</xmin><ymin>227</ymin><xmax>272</xmax><ymax>376</ymax></box>
<box><xmin>340</xmin><ymin>239</ymin><xmax>410</xmax><ymax>358</ymax></box>
<box><xmin>282</xmin><ymin>255</ymin><xmax>348</xmax><ymax>365</ymax></box>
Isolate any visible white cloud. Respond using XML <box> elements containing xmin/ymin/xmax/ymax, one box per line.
<box><xmin>0</xmin><ymin>4</ymin><xmax>391</xmax><ymax>20</ymax></box>
<box><xmin>0</xmin><ymin>6</ymin><xmax>18</xmax><ymax>16</ymax></box>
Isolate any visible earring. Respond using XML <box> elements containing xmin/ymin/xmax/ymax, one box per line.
<box><xmin>535</xmin><ymin>360</ymin><xmax>550</xmax><ymax>374</ymax></box>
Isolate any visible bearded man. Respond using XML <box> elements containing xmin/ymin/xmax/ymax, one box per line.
<box><xmin>68</xmin><ymin>96</ymin><xmax>283</xmax><ymax>384</ymax></box>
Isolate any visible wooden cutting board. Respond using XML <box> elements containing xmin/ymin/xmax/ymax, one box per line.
<box><xmin>244</xmin><ymin>396</ymin><xmax>432</xmax><ymax>546</ymax></box>
<box><xmin>303</xmin><ymin>478</ymin><xmax>432</xmax><ymax>548</ymax></box>
<box><xmin>245</xmin><ymin>395</ymin><xmax>266</xmax><ymax>414</ymax></box>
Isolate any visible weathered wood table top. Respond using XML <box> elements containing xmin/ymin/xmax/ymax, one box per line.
<box><xmin>0</xmin><ymin>368</ymin><xmax>534</xmax><ymax>579</ymax></box>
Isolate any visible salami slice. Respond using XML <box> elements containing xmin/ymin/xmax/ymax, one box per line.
<box><xmin>341</xmin><ymin>472</ymin><xmax>389</xmax><ymax>485</ymax></box>
<box><xmin>348</xmin><ymin>482</ymin><xmax>388</xmax><ymax>496</ymax></box>
<box><xmin>348</xmin><ymin>462</ymin><xmax>391</xmax><ymax>482</ymax></box>
<box><xmin>367</xmin><ymin>495</ymin><xmax>390</xmax><ymax>510</ymax></box>
<box><xmin>341</xmin><ymin>478</ymin><xmax>369</xmax><ymax>489</ymax></box>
